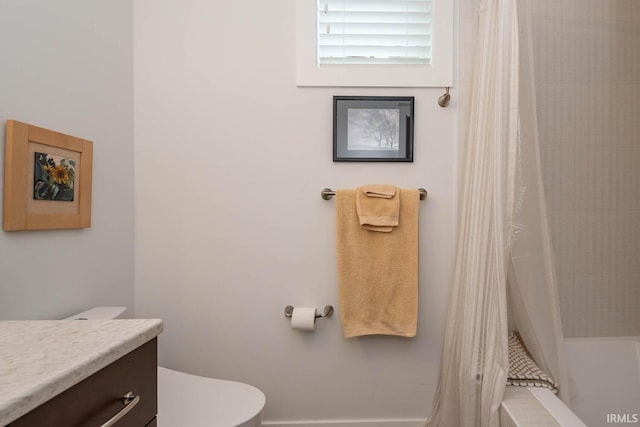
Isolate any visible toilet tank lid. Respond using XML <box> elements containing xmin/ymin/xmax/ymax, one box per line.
<box><xmin>64</xmin><ymin>307</ymin><xmax>126</xmax><ymax>320</ymax></box>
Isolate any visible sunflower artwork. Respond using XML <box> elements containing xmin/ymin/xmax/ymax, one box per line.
<box><xmin>33</xmin><ymin>152</ymin><xmax>76</xmax><ymax>201</ymax></box>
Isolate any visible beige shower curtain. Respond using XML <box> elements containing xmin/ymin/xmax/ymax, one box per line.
<box><xmin>426</xmin><ymin>0</ymin><xmax>568</xmax><ymax>425</ymax></box>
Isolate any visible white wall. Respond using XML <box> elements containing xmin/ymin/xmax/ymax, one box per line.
<box><xmin>134</xmin><ymin>1</ymin><xmax>457</xmax><ymax>423</ymax></box>
<box><xmin>0</xmin><ymin>0</ymin><xmax>135</xmax><ymax>320</ymax></box>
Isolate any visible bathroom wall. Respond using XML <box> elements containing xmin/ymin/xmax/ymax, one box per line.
<box><xmin>531</xmin><ymin>1</ymin><xmax>640</xmax><ymax>337</ymax></box>
<box><xmin>134</xmin><ymin>1</ymin><xmax>458</xmax><ymax>423</ymax></box>
<box><xmin>0</xmin><ymin>1</ymin><xmax>135</xmax><ymax>320</ymax></box>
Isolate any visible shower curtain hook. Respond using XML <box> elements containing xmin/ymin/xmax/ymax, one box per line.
<box><xmin>438</xmin><ymin>87</ymin><xmax>451</xmax><ymax>108</ymax></box>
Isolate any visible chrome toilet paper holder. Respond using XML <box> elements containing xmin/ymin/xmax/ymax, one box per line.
<box><xmin>284</xmin><ymin>305</ymin><xmax>334</xmax><ymax>319</ymax></box>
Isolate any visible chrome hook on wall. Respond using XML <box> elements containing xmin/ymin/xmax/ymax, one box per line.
<box><xmin>438</xmin><ymin>87</ymin><xmax>451</xmax><ymax>108</ymax></box>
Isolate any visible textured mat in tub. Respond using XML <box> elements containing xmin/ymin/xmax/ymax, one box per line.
<box><xmin>507</xmin><ymin>331</ymin><xmax>559</xmax><ymax>394</ymax></box>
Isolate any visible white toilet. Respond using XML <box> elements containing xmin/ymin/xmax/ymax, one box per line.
<box><xmin>66</xmin><ymin>307</ymin><xmax>266</xmax><ymax>427</ymax></box>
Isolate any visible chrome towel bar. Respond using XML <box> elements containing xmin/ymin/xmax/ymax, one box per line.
<box><xmin>321</xmin><ymin>188</ymin><xmax>427</xmax><ymax>200</ymax></box>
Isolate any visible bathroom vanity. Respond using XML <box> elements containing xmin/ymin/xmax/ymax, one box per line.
<box><xmin>0</xmin><ymin>319</ymin><xmax>163</xmax><ymax>426</ymax></box>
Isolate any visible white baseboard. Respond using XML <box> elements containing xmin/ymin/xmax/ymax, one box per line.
<box><xmin>263</xmin><ymin>419</ymin><xmax>425</xmax><ymax>427</ymax></box>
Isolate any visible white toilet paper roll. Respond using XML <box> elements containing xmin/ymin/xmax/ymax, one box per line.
<box><xmin>290</xmin><ymin>307</ymin><xmax>317</xmax><ymax>331</ymax></box>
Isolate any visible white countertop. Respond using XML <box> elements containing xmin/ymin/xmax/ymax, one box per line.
<box><xmin>0</xmin><ymin>319</ymin><xmax>163</xmax><ymax>425</ymax></box>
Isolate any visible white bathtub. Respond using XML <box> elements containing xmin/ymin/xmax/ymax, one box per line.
<box><xmin>565</xmin><ymin>336</ymin><xmax>640</xmax><ymax>427</ymax></box>
<box><xmin>501</xmin><ymin>336</ymin><xmax>640</xmax><ymax>426</ymax></box>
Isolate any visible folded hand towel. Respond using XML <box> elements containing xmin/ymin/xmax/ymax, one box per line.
<box><xmin>362</xmin><ymin>184</ymin><xmax>397</xmax><ymax>198</ymax></box>
<box><xmin>356</xmin><ymin>185</ymin><xmax>400</xmax><ymax>233</ymax></box>
<box><xmin>336</xmin><ymin>188</ymin><xmax>420</xmax><ymax>338</ymax></box>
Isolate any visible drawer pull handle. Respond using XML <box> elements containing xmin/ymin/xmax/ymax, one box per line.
<box><xmin>100</xmin><ymin>392</ymin><xmax>140</xmax><ymax>427</ymax></box>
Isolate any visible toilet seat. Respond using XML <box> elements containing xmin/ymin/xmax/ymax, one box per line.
<box><xmin>64</xmin><ymin>308</ymin><xmax>265</xmax><ymax>426</ymax></box>
<box><xmin>157</xmin><ymin>367</ymin><xmax>265</xmax><ymax>427</ymax></box>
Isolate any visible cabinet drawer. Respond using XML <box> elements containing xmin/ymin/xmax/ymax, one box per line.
<box><xmin>9</xmin><ymin>338</ymin><xmax>157</xmax><ymax>427</ymax></box>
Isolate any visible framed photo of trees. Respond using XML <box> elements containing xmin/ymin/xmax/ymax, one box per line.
<box><xmin>333</xmin><ymin>96</ymin><xmax>414</xmax><ymax>162</ymax></box>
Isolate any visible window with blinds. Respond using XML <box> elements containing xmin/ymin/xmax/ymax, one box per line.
<box><xmin>317</xmin><ymin>0</ymin><xmax>432</xmax><ymax>66</ymax></box>
<box><xmin>295</xmin><ymin>0</ymin><xmax>452</xmax><ymax>87</ymax></box>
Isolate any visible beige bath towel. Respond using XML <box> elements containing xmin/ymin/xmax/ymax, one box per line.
<box><xmin>356</xmin><ymin>185</ymin><xmax>400</xmax><ymax>232</ymax></box>
<box><xmin>335</xmin><ymin>188</ymin><xmax>420</xmax><ymax>338</ymax></box>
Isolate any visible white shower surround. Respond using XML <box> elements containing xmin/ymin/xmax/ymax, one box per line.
<box><xmin>532</xmin><ymin>0</ymin><xmax>640</xmax><ymax>339</ymax></box>
<box><xmin>565</xmin><ymin>336</ymin><xmax>640</xmax><ymax>426</ymax></box>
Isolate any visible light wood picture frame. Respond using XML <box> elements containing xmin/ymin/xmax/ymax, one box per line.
<box><xmin>3</xmin><ymin>120</ymin><xmax>93</xmax><ymax>231</ymax></box>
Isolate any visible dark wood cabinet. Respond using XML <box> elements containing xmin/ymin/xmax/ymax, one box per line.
<box><xmin>9</xmin><ymin>339</ymin><xmax>157</xmax><ymax>427</ymax></box>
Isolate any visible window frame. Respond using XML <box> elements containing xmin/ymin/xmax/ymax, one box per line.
<box><xmin>295</xmin><ymin>0</ymin><xmax>454</xmax><ymax>88</ymax></box>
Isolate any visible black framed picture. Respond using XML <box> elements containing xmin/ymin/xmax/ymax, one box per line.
<box><xmin>333</xmin><ymin>96</ymin><xmax>414</xmax><ymax>162</ymax></box>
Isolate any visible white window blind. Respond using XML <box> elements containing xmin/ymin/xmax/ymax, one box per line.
<box><xmin>317</xmin><ymin>0</ymin><xmax>432</xmax><ymax>65</ymax></box>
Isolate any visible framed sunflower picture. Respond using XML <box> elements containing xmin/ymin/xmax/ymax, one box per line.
<box><xmin>34</xmin><ymin>152</ymin><xmax>76</xmax><ymax>201</ymax></box>
<box><xmin>3</xmin><ymin>120</ymin><xmax>93</xmax><ymax>231</ymax></box>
